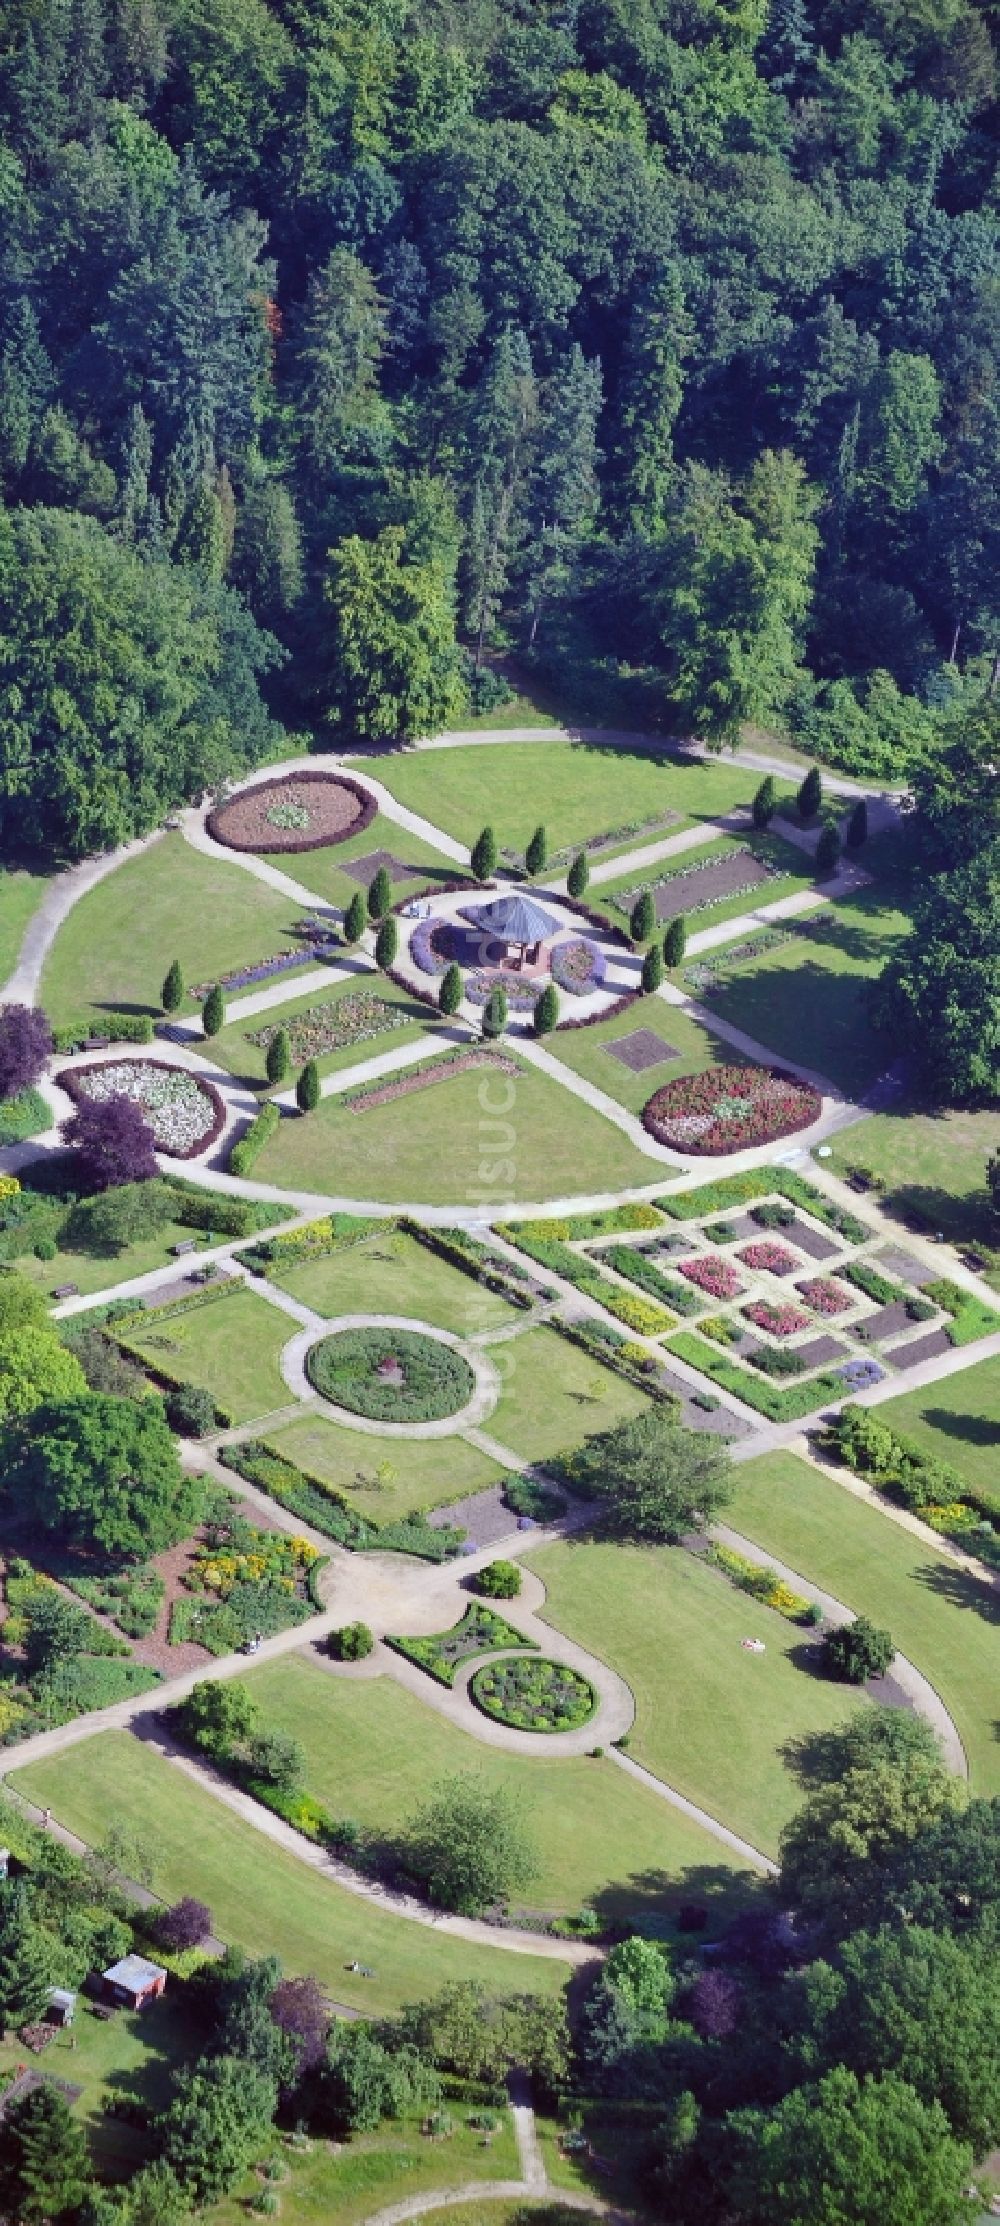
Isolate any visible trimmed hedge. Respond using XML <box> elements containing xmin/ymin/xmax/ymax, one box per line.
<box><xmin>666</xmin><ymin>1331</ymin><xmax>842</xmax><ymax>1421</ymax></box>
<box><xmin>496</xmin><ymin>1225</ymin><xmax>673</xmax><ymax>1332</ymax></box>
<box><xmin>52</xmin><ymin>1012</ymin><xmax>155</xmax><ymax>1053</ymax></box>
<box><xmin>401</xmin><ymin>1218</ymin><xmax>534</xmax><ymax>1308</ymax></box>
<box><xmin>600</xmin><ymin>1243</ymin><xmax>703</xmax><ymax>1315</ymax></box>
<box><xmin>217</xmin><ymin>1440</ymin><xmax>467</xmax><ymax>1561</ymax></box>
<box><xmin>923</xmin><ymin>1277</ymin><xmax>999</xmax><ymax>1346</ymax></box>
<box><xmin>658</xmin><ymin>1171</ymin><xmax>869</xmax><ymax>1243</ymax></box>
<box><xmin>229</xmin><ymin>1100</ymin><xmax>281</xmax><ymax>1176</ymax></box>
<box><xmin>305</xmin><ymin>1326</ymin><xmax>476</xmax><ymax>1422</ymax></box>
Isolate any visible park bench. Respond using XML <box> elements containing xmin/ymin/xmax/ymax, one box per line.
<box><xmin>52</xmin><ymin>1282</ymin><xmax>78</xmax><ymax>1299</ymax></box>
<box><xmin>172</xmin><ymin>1239</ymin><xmax>198</xmax><ymax>1257</ymax></box>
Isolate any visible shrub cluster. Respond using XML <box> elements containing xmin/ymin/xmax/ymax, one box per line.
<box><xmin>470</xmin><ymin>1656</ymin><xmax>596</xmax><ymax>1733</ymax></box>
<box><xmin>388</xmin><ymin>1604</ymin><xmax>535</xmax><ymax>1687</ymax></box>
<box><xmin>305</xmin><ymin>1327</ymin><xmax>475</xmax><ymax>1422</ymax></box>
<box><xmin>228</xmin><ymin>1099</ymin><xmax>281</xmax><ymax>1176</ymax></box>
<box><xmin>666</xmin><ymin>1332</ymin><xmax>842</xmax><ymax>1422</ymax></box>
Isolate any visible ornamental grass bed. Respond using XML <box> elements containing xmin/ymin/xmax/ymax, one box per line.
<box><xmin>643</xmin><ymin>1063</ymin><xmax>822</xmax><ymax>1154</ymax></box>
<box><xmin>207</xmin><ymin>772</ymin><xmax>375</xmax><ymax>853</ymax></box>
<box><xmin>305</xmin><ymin>1326</ymin><xmax>476</xmax><ymax>1422</ymax></box>
<box><xmin>58</xmin><ymin>1059</ymin><xmax>226</xmax><ymax>1159</ymax></box>
<box><xmin>470</xmin><ymin>1654</ymin><xmax>596</xmax><ymax>1732</ymax></box>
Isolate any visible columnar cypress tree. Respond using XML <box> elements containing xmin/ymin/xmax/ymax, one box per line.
<box><xmin>630</xmin><ymin>890</ymin><xmax>655</xmax><ymax>944</ymax></box>
<box><xmin>471</xmin><ymin>825</ymin><xmax>498</xmax><ymax>882</ymax></box>
<box><xmin>567</xmin><ymin>851</ymin><xmax>589</xmax><ymax>898</ymax></box>
<box><xmin>375</xmin><ymin>915</ymin><xmax>398</xmax><ymax>969</ymax></box>
<box><xmin>367</xmin><ymin>865</ymin><xmax>392</xmax><ymax>920</ymax></box>
<box><xmin>161</xmin><ymin>959</ymin><xmax>184</xmax><ymax>1013</ymax></box>
<box><xmin>439</xmin><ymin>963</ymin><xmax>463</xmax><ymax>1015</ymax></box>
<box><xmin>343</xmin><ymin>891</ymin><xmax>366</xmax><ymax>943</ymax></box>
<box><xmin>533</xmin><ymin>982</ymin><xmax>559</xmax><ymax>1034</ymax></box>
<box><xmin>296</xmin><ymin>1060</ymin><xmax>320</xmax><ymax>1113</ymax></box>
<box><xmin>201</xmin><ymin>984</ymin><xmax>224</xmax><ymax>1037</ymax></box>
<box><xmin>482</xmin><ymin>985</ymin><xmax>508</xmax><ymax>1038</ymax></box>
<box><xmin>525</xmin><ymin>824</ymin><xmax>547</xmax><ymax>875</ymax></box>
<box><xmin>752</xmin><ymin>774</ymin><xmax>777</xmax><ymax>829</ymax></box>
<box><xmin>798</xmin><ymin>765</ymin><xmax>822</xmax><ymax>820</ymax></box>
<box><xmin>642</xmin><ymin>942</ymin><xmax>664</xmax><ymax>993</ymax></box>
<box><xmin>663</xmin><ymin>916</ymin><xmax>686</xmax><ymax>967</ymax></box>
<box><xmin>815</xmin><ymin>822</ymin><xmax>841</xmax><ymax>875</ymax></box>
<box><xmin>847</xmin><ymin>798</ymin><xmax>868</xmax><ymax>847</ymax></box>
<box><xmin>265</xmin><ymin>1029</ymin><xmax>290</xmax><ymax>1086</ymax></box>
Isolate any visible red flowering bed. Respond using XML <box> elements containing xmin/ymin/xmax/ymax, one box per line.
<box><xmin>742</xmin><ymin>1299</ymin><xmax>811</xmax><ymax>1337</ymax></box>
<box><xmin>642</xmin><ymin>1063</ymin><xmax>822</xmax><ymax>1154</ymax></box>
<box><xmin>796</xmin><ymin>1277</ymin><xmax>853</xmax><ymax>1315</ymax></box>
<box><xmin>737</xmin><ymin>1242</ymin><xmax>798</xmax><ymax>1276</ymax></box>
<box><xmin>679</xmin><ymin>1256</ymin><xmax>744</xmax><ymax>1300</ymax></box>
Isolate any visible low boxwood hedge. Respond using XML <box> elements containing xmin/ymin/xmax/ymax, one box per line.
<box><xmin>305</xmin><ymin>1326</ymin><xmax>476</xmax><ymax>1422</ymax></box>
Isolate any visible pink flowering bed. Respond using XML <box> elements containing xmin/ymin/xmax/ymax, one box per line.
<box><xmin>796</xmin><ymin>1277</ymin><xmax>853</xmax><ymax>1315</ymax></box>
<box><xmin>742</xmin><ymin>1299</ymin><xmax>812</xmax><ymax>1337</ymax></box>
<box><xmin>679</xmin><ymin>1256</ymin><xmax>744</xmax><ymax>1300</ymax></box>
<box><xmin>736</xmin><ymin>1242</ymin><xmax>798</xmax><ymax>1276</ymax></box>
<box><xmin>642</xmin><ymin>1063</ymin><xmax>821</xmax><ymax>1154</ymax></box>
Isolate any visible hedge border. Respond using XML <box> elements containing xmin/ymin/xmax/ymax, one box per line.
<box><xmin>206</xmin><ymin>771</ymin><xmax>377</xmax><ymax>853</ymax></box>
<box><xmin>56</xmin><ymin>1059</ymin><xmax>227</xmax><ymax>1161</ymax></box>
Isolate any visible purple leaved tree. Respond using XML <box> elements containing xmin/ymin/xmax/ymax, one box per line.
<box><xmin>687</xmin><ymin>1969</ymin><xmax>744</xmax><ymax>2040</ymax></box>
<box><xmin>269</xmin><ymin>1975</ymin><xmax>331</xmax><ymax>2081</ymax></box>
<box><xmin>65</xmin><ymin>1095</ymin><xmax>159</xmax><ymax>1189</ymax></box>
<box><xmin>0</xmin><ymin>1003</ymin><xmax>52</xmax><ymax>1101</ymax></box>
<box><xmin>157</xmin><ymin>1898</ymin><xmax>213</xmax><ymax>1952</ymax></box>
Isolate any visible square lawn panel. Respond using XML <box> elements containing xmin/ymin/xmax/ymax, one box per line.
<box><xmin>263</xmin><ymin>1412</ymin><xmax>505</xmax><ymax>1524</ymax></box>
<box><xmin>266</xmin><ymin>1229</ymin><xmax>518</xmax><ymax>1336</ymax></box>
<box><xmin>531</xmin><ymin>1538</ymin><xmax>865</xmax><ymax>1855</ymax></box>
<box><xmin>873</xmin><ymin>1356</ymin><xmax>1000</xmax><ymax>1510</ymax></box>
<box><xmin>489</xmin><ymin>1325</ymin><xmax>649</xmax><ymax>1463</ymax></box>
<box><xmin>10</xmin><ymin>1736</ymin><xmax>569</xmax><ymax>2016</ymax></box>
<box><xmin>605</xmin><ymin>1028</ymin><xmax>681</xmax><ymax>1072</ymax></box>
<box><xmin>120</xmin><ymin>1285</ymin><xmax>292</xmax><ymax>1424</ymax></box>
<box><xmin>247</xmin><ymin>1656</ymin><xmax>756</xmax><ymax>1921</ymax></box>
<box><xmin>251</xmin><ymin>1055</ymin><xmax>657</xmax><ymax>1203</ymax></box>
<box><xmin>263</xmin><ymin>809</ymin><xmax>460</xmax><ymax>911</ymax></box>
<box><xmin>547</xmin><ymin>1000</ymin><xmax>730</xmax><ymax>1116</ymax></box>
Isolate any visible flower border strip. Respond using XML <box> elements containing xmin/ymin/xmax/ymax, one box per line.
<box><xmin>343</xmin><ymin>1051</ymin><xmax>519</xmax><ymax>1112</ymax></box>
<box><xmin>206</xmin><ymin>771</ymin><xmax>377</xmax><ymax>854</ymax></box>
<box><xmin>56</xmin><ymin>1059</ymin><xmax>228</xmax><ymax>1161</ymax></box>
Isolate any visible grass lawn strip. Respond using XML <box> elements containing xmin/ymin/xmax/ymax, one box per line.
<box><xmin>251</xmin><ymin>1051</ymin><xmax>656</xmax><ymax>1203</ymax></box>
<box><xmin>530</xmin><ymin>1538</ymin><xmax>866</xmax><ymax>1855</ymax></box>
<box><xmin>0</xmin><ymin>862</ymin><xmax>52</xmax><ymax>985</ymax></box>
<box><xmin>489</xmin><ymin>1325</ymin><xmax>650</xmax><ymax>1463</ymax></box>
<box><xmin>731</xmin><ymin>1451</ymin><xmax>1000</xmax><ymax>1793</ymax></box>
<box><xmin>260</xmin><ymin>1414</ymin><xmax>505</xmax><ymax>1527</ymax></box>
<box><xmin>10</xmin><ymin>1734</ymin><xmax>572</xmax><ymax>2015</ymax></box>
<box><xmin>116</xmin><ymin>1284</ymin><xmax>292</xmax><ymax>1425</ymax></box>
<box><xmin>210</xmin><ymin>2111</ymin><xmax>522</xmax><ymax>2226</ymax></box>
<box><xmin>39</xmin><ymin>834</ymin><xmax>312</xmax><ymax>1025</ymax></box>
<box><xmin>266</xmin><ymin>1228</ymin><xmax>519</xmax><ymax>1337</ymax></box>
<box><xmin>244</xmin><ymin>1655</ymin><xmax>756</xmax><ymax>1921</ymax></box>
<box><xmin>872</xmin><ymin>1357</ymin><xmax>1000</xmax><ymax>1509</ymax></box>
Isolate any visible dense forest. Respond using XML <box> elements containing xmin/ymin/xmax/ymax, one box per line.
<box><xmin>0</xmin><ymin>0</ymin><xmax>997</xmax><ymax>857</ymax></box>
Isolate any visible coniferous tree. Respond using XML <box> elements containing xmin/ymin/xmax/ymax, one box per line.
<box><xmin>343</xmin><ymin>891</ymin><xmax>366</xmax><ymax>943</ymax></box>
<box><xmin>815</xmin><ymin>822</ymin><xmax>842</xmax><ymax>875</ymax></box>
<box><xmin>630</xmin><ymin>890</ymin><xmax>655</xmax><ymax>944</ymax></box>
<box><xmin>375</xmin><ymin>915</ymin><xmax>398</xmax><ymax>970</ymax></box>
<box><xmin>0</xmin><ymin>2081</ymin><xmax>90</xmax><ymax>2225</ymax></box>
<box><xmin>482</xmin><ymin>985</ymin><xmax>508</xmax><ymax>1039</ymax></box>
<box><xmin>471</xmin><ymin>825</ymin><xmax>498</xmax><ymax>882</ymax></box>
<box><xmin>567</xmin><ymin>852</ymin><xmax>589</xmax><ymax>898</ymax></box>
<box><xmin>439</xmin><ymin>963</ymin><xmax>463</xmax><ymax>1015</ymax></box>
<box><xmin>642</xmin><ymin>942</ymin><xmax>664</xmax><ymax>993</ymax></box>
<box><xmin>265</xmin><ymin>1029</ymin><xmax>290</xmax><ymax>1086</ymax></box>
<box><xmin>847</xmin><ymin>798</ymin><xmax>868</xmax><ymax>847</ymax></box>
<box><xmin>752</xmin><ymin>774</ymin><xmax>778</xmax><ymax>829</ymax></box>
<box><xmin>201</xmin><ymin>984</ymin><xmax>224</xmax><ymax>1037</ymax></box>
<box><xmin>464</xmin><ymin>327</ymin><xmax>538</xmax><ymax>666</ymax></box>
<box><xmin>798</xmin><ymin>765</ymin><xmax>823</xmax><ymax>820</ymax></box>
<box><xmin>525</xmin><ymin>825</ymin><xmax>547</xmax><ymax>875</ymax></box>
<box><xmin>367</xmin><ymin>866</ymin><xmax>392</xmax><ymax>921</ymax></box>
<box><xmin>533</xmin><ymin>982</ymin><xmax>559</xmax><ymax>1034</ymax></box>
<box><xmin>161</xmin><ymin>959</ymin><xmax>184</xmax><ymax>1013</ymax></box>
<box><xmin>296</xmin><ymin>1060</ymin><xmax>320</xmax><ymax>1113</ymax></box>
<box><xmin>663</xmin><ymin>917</ymin><xmax>686</xmax><ymax>968</ymax></box>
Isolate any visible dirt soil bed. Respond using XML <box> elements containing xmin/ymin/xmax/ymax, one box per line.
<box><xmin>883</xmin><ymin>1327</ymin><xmax>954</xmax><ymax>1370</ymax></box>
<box><xmin>860</xmin><ymin>1299</ymin><xmax>923</xmax><ymax>1343</ymax></box>
<box><xmin>653</xmin><ymin>852</ymin><xmax>776</xmax><ymax>921</ymax></box>
<box><xmin>604</xmin><ymin>1028</ymin><xmax>681</xmax><ymax>1071</ymax></box>
<box><xmin>875</xmin><ymin>1245</ymin><xmax>939</xmax><ymax>1287</ymax></box>
<box><xmin>207</xmin><ymin>773</ymin><xmax>375</xmax><ymax>853</ymax></box>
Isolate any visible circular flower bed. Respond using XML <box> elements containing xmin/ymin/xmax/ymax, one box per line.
<box><xmin>642</xmin><ymin>1063</ymin><xmax>822</xmax><ymax>1154</ymax></box>
<box><xmin>550</xmin><ymin>937</ymin><xmax>606</xmax><ymax>996</ymax></box>
<box><xmin>305</xmin><ymin>1326</ymin><xmax>476</xmax><ymax>1422</ymax></box>
<box><xmin>470</xmin><ymin>1655</ymin><xmax>596</xmax><ymax>1733</ymax></box>
<box><xmin>58</xmin><ymin>1060</ymin><xmax>225</xmax><ymax>1158</ymax></box>
<box><xmin>207</xmin><ymin>773</ymin><xmax>376</xmax><ymax>853</ymax></box>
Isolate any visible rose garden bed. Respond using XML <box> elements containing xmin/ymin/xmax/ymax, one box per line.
<box><xmin>643</xmin><ymin>1064</ymin><xmax>822</xmax><ymax>1154</ymax></box>
<box><xmin>679</xmin><ymin>1255</ymin><xmax>744</xmax><ymax>1300</ymax></box>
<box><xmin>305</xmin><ymin>1326</ymin><xmax>476</xmax><ymax>1422</ymax></box>
<box><xmin>207</xmin><ymin>772</ymin><xmax>376</xmax><ymax>853</ymax></box>
<box><xmin>736</xmin><ymin>1241</ymin><xmax>799</xmax><ymax>1276</ymax></box>
<box><xmin>742</xmin><ymin>1299</ymin><xmax>812</xmax><ymax>1337</ymax></box>
<box><xmin>469</xmin><ymin>1654</ymin><xmax>596</xmax><ymax>1732</ymax></box>
<box><xmin>58</xmin><ymin>1060</ymin><xmax>226</xmax><ymax>1159</ymax></box>
<box><xmin>796</xmin><ymin>1276</ymin><xmax>853</xmax><ymax>1315</ymax></box>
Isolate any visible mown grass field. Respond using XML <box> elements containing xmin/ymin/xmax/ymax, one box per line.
<box><xmin>247</xmin><ymin>1653</ymin><xmax>756</xmax><ymax>1920</ymax></box>
<box><xmin>266</xmin><ymin>1226</ymin><xmax>518</xmax><ymax>1336</ymax></box>
<box><xmin>263</xmin><ymin>1412</ymin><xmax>506</xmax><ymax>1524</ymax></box>
<box><xmin>211</xmin><ymin>2113</ymin><xmax>522</xmax><ymax>2226</ymax></box>
<box><xmin>698</xmin><ymin>882</ymin><xmax>913</xmax><ymax>1094</ymax></box>
<box><xmin>489</xmin><ymin>1325</ymin><xmax>650</xmax><ymax>1462</ymax></box>
<box><xmin>119</xmin><ymin>1284</ymin><xmax>292</xmax><ymax>1423</ymax></box>
<box><xmin>545</xmin><ymin>994</ymin><xmax>732</xmax><ymax>1114</ymax></box>
<box><xmin>826</xmin><ymin>1105</ymin><xmax>1000</xmax><ymax>1280</ymax></box>
<box><xmin>530</xmin><ymin>1537</ymin><xmax>864</xmax><ymax>1855</ymax></box>
<box><xmin>870</xmin><ymin>1357</ymin><xmax>1000</xmax><ymax>1508</ymax></box>
<box><xmin>11</xmin><ymin>1734</ymin><xmax>573</xmax><ymax>2015</ymax></box>
<box><xmin>730</xmin><ymin>1449</ymin><xmax>1000</xmax><ymax>1792</ymax></box>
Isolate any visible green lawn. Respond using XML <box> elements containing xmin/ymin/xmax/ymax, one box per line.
<box><xmin>17</xmin><ymin>1210</ymin><xmax>221</xmax><ymax>1301</ymax></box>
<box><xmin>826</xmin><ymin>1106</ymin><xmax>1000</xmax><ymax>1277</ymax></box>
<box><xmin>359</xmin><ymin>741</ymin><xmax>788</xmax><ymax>853</ymax></box>
<box><xmin>587</xmin><ymin>827</ymin><xmax>813</xmax><ymax>941</ymax></box>
<box><xmin>11</xmin><ymin>1735</ymin><xmax>572</xmax><ymax>2015</ymax></box>
<box><xmin>40</xmin><ymin>835</ymin><xmax>312</xmax><ymax>1025</ymax></box>
<box><xmin>253</xmin><ymin>1053</ymin><xmax>657</xmax><ymax>1204</ymax></box>
<box><xmin>118</xmin><ymin>1285</ymin><xmax>292</xmax><ymax>1423</ymax></box>
<box><xmin>698</xmin><ymin>883</ymin><xmax>913</xmax><ymax>1095</ymax></box>
<box><xmin>489</xmin><ymin>1325</ymin><xmax>650</xmax><ymax>1463</ymax></box>
<box><xmin>530</xmin><ymin>1537</ymin><xmax>864</xmax><ymax>1855</ymax></box>
<box><xmin>266</xmin><ymin>1227</ymin><xmax>518</xmax><ymax>1337</ymax></box>
<box><xmin>0</xmin><ymin>1991</ymin><xmax>198</xmax><ymax>2183</ymax></box>
<box><xmin>544</xmin><ymin>997</ymin><xmax>731</xmax><ymax>1115</ymax></box>
<box><xmin>212</xmin><ymin>2112</ymin><xmax>521</xmax><ymax>2226</ymax></box>
<box><xmin>730</xmin><ymin>1450</ymin><xmax>1000</xmax><ymax>1793</ymax></box>
<box><xmin>205</xmin><ymin>970</ymin><xmax>434</xmax><ymax>1088</ymax></box>
<box><xmin>248</xmin><ymin>1654</ymin><xmax>755</xmax><ymax>1920</ymax></box>
<box><xmin>0</xmin><ymin>862</ymin><xmax>51</xmax><ymax>986</ymax></box>
<box><xmin>872</xmin><ymin>1358</ymin><xmax>1000</xmax><ymax>1509</ymax></box>
<box><xmin>263</xmin><ymin>1412</ymin><xmax>506</xmax><ymax>1524</ymax></box>
<box><xmin>261</xmin><ymin>808</ymin><xmax>459</xmax><ymax>911</ymax></box>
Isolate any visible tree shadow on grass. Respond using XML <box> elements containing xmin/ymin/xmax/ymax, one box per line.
<box><xmin>913</xmin><ymin>1561</ymin><xmax>1000</xmax><ymax>1626</ymax></box>
<box><xmin>584</xmin><ymin>1860</ymin><xmax>765</xmax><ymax>1944</ymax></box>
<box><xmin>920</xmin><ymin>1406</ymin><xmax>1000</xmax><ymax>1453</ymax></box>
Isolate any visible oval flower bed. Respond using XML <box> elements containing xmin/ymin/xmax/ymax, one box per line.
<box><xmin>305</xmin><ymin>1326</ymin><xmax>476</xmax><ymax>1422</ymax></box>
<box><xmin>642</xmin><ymin>1064</ymin><xmax>822</xmax><ymax>1154</ymax></box>
<box><xmin>550</xmin><ymin>938</ymin><xmax>607</xmax><ymax>996</ymax></box>
<box><xmin>796</xmin><ymin>1276</ymin><xmax>853</xmax><ymax>1315</ymax></box>
<box><xmin>470</xmin><ymin>1655</ymin><xmax>596</xmax><ymax>1733</ymax></box>
<box><xmin>58</xmin><ymin>1060</ymin><xmax>225</xmax><ymax>1158</ymax></box>
<box><xmin>679</xmin><ymin>1255</ymin><xmax>744</xmax><ymax>1300</ymax></box>
<box><xmin>207</xmin><ymin>773</ymin><xmax>376</xmax><ymax>853</ymax></box>
<box><xmin>742</xmin><ymin>1299</ymin><xmax>812</xmax><ymax>1338</ymax></box>
<box><xmin>465</xmin><ymin>969</ymin><xmax>538</xmax><ymax>1011</ymax></box>
<box><xmin>736</xmin><ymin>1241</ymin><xmax>798</xmax><ymax>1276</ymax></box>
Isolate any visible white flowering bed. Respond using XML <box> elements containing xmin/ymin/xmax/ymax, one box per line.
<box><xmin>72</xmin><ymin>1061</ymin><xmax>220</xmax><ymax>1155</ymax></box>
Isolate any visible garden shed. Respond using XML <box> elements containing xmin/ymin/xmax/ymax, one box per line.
<box><xmin>101</xmin><ymin>1955</ymin><xmax>167</xmax><ymax>2010</ymax></box>
<box><xmin>45</xmin><ymin>1987</ymin><xmax>76</xmax><ymax>2027</ymax></box>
